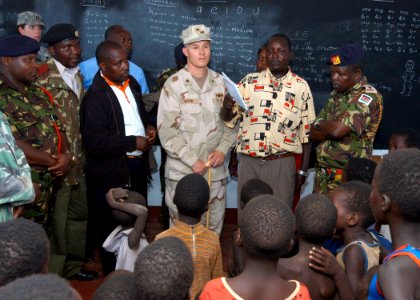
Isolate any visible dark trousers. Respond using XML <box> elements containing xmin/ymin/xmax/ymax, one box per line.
<box><xmin>86</xmin><ymin>155</ymin><xmax>148</xmax><ymax>275</ymax></box>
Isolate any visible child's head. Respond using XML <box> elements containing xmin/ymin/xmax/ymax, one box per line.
<box><xmin>343</xmin><ymin>157</ymin><xmax>377</xmax><ymax>184</ymax></box>
<box><xmin>112</xmin><ymin>191</ymin><xmax>147</xmax><ymax>227</ymax></box>
<box><xmin>0</xmin><ymin>273</ymin><xmax>81</xmax><ymax>300</ymax></box>
<box><xmin>295</xmin><ymin>194</ymin><xmax>337</xmax><ymax>245</ymax></box>
<box><xmin>93</xmin><ymin>270</ymin><xmax>136</xmax><ymax>300</ymax></box>
<box><xmin>239</xmin><ymin>194</ymin><xmax>295</xmax><ymax>260</ymax></box>
<box><xmin>0</xmin><ymin>218</ymin><xmax>49</xmax><ymax>287</ymax></box>
<box><xmin>134</xmin><ymin>237</ymin><xmax>193</xmax><ymax>300</ymax></box>
<box><xmin>371</xmin><ymin>149</ymin><xmax>420</xmax><ymax>223</ymax></box>
<box><xmin>240</xmin><ymin>178</ymin><xmax>273</xmax><ymax>209</ymax></box>
<box><xmin>329</xmin><ymin>181</ymin><xmax>375</xmax><ymax>233</ymax></box>
<box><xmin>389</xmin><ymin>128</ymin><xmax>420</xmax><ymax>152</ymax></box>
<box><xmin>174</xmin><ymin>173</ymin><xmax>209</xmax><ymax>218</ymax></box>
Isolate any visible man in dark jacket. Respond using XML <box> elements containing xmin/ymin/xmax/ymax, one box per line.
<box><xmin>80</xmin><ymin>40</ymin><xmax>156</xmax><ymax>274</ymax></box>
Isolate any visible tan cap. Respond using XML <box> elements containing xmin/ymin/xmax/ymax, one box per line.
<box><xmin>181</xmin><ymin>24</ymin><xmax>212</xmax><ymax>45</ymax></box>
<box><xmin>17</xmin><ymin>11</ymin><xmax>44</xmax><ymax>27</ymax></box>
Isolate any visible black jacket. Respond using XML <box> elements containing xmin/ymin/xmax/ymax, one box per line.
<box><xmin>80</xmin><ymin>72</ymin><xmax>151</xmax><ymax>188</ymax></box>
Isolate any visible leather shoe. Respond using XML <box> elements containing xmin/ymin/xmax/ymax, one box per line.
<box><xmin>68</xmin><ymin>269</ymin><xmax>99</xmax><ymax>281</ymax></box>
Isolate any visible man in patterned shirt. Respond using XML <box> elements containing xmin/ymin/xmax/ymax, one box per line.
<box><xmin>310</xmin><ymin>44</ymin><xmax>383</xmax><ymax>193</ymax></box>
<box><xmin>221</xmin><ymin>33</ymin><xmax>316</xmax><ymax>211</ymax></box>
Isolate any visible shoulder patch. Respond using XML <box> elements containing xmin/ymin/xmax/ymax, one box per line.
<box><xmin>363</xmin><ymin>85</ymin><xmax>378</xmax><ymax>94</ymax></box>
<box><xmin>358</xmin><ymin>94</ymin><xmax>373</xmax><ymax>105</ymax></box>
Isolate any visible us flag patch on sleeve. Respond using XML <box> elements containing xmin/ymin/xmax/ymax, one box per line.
<box><xmin>358</xmin><ymin>94</ymin><xmax>373</xmax><ymax>105</ymax></box>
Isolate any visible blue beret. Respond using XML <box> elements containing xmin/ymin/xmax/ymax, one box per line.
<box><xmin>0</xmin><ymin>35</ymin><xmax>40</xmax><ymax>57</ymax></box>
<box><xmin>43</xmin><ymin>23</ymin><xmax>79</xmax><ymax>45</ymax></box>
<box><xmin>328</xmin><ymin>44</ymin><xmax>364</xmax><ymax>66</ymax></box>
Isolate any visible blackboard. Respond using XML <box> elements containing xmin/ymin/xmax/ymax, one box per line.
<box><xmin>1</xmin><ymin>0</ymin><xmax>419</xmax><ymax>148</ymax></box>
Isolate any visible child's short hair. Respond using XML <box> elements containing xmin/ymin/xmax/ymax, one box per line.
<box><xmin>0</xmin><ymin>273</ymin><xmax>80</xmax><ymax>300</ymax></box>
<box><xmin>134</xmin><ymin>237</ymin><xmax>193</xmax><ymax>300</ymax></box>
<box><xmin>174</xmin><ymin>173</ymin><xmax>209</xmax><ymax>217</ymax></box>
<box><xmin>240</xmin><ymin>178</ymin><xmax>273</xmax><ymax>207</ymax></box>
<box><xmin>239</xmin><ymin>195</ymin><xmax>295</xmax><ymax>260</ymax></box>
<box><xmin>295</xmin><ymin>194</ymin><xmax>337</xmax><ymax>244</ymax></box>
<box><xmin>391</xmin><ymin>128</ymin><xmax>420</xmax><ymax>149</ymax></box>
<box><xmin>337</xmin><ymin>181</ymin><xmax>375</xmax><ymax>228</ymax></box>
<box><xmin>377</xmin><ymin>149</ymin><xmax>420</xmax><ymax>222</ymax></box>
<box><xmin>112</xmin><ymin>191</ymin><xmax>147</xmax><ymax>227</ymax></box>
<box><xmin>0</xmin><ymin>218</ymin><xmax>49</xmax><ymax>286</ymax></box>
<box><xmin>344</xmin><ymin>158</ymin><xmax>377</xmax><ymax>184</ymax></box>
<box><xmin>93</xmin><ymin>270</ymin><xmax>136</xmax><ymax>300</ymax></box>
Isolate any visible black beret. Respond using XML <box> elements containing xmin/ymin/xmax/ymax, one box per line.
<box><xmin>327</xmin><ymin>43</ymin><xmax>364</xmax><ymax>66</ymax></box>
<box><xmin>0</xmin><ymin>35</ymin><xmax>40</xmax><ymax>57</ymax></box>
<box><xmin>43</xmin><ymin>23</ymin><xmax>79</xmax><ymax>45</ymax></box>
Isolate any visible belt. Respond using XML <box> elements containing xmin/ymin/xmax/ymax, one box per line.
<box><xmin>126</xmin><ymin>154</ymin><xmax>143</xmax><ymax>159</ymax></box>
<box><xmin>257</xmin><ymin>152</ymin><xmax>295</xmax><ymax>161</ymax></box>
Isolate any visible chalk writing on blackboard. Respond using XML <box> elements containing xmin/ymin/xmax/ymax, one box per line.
<box><xmin>80</xmin><ymin>0</ymin><xmax>110</xmax><ymax>8</ymax></box>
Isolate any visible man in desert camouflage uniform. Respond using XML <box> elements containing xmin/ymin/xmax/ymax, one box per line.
<box><xmin>157</xmin><ymin>25</ymin><xmax>236</xmax><ymax>235</ymax></box>
<box><xmin>0</xmin><ymin>35</ymin><xmax>72</xmax><ymax>225</ymax></box>
<box><xmin>35</xmin><ymin>24</ymin><xmax>97</xmax><ymax>281</ymax></box>
<box><xmin>0</xmin><ymin>111</ymin><xmax>35</xmax><ymax>222</ymax></box>
<box><xmin>310</xmin><ymin>44</ymin><xmax>383</xmax><ymax>193</ymax></box>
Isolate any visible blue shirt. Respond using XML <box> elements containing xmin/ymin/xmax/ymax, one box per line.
<box><xmin>79</xmin><ymin>57</ymin><xmax>149</xmax><ymax>93</ymax></box>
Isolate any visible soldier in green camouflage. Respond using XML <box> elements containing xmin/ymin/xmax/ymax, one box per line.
<box><xmin>310</xmin><ymin>44</ymin><xmax>383</xmax><ymax>193</ymax></box>
<box><xmin>0</xmin><ymin>111</ymin><xmax>35</xmax><ymax>222</ymax></box>
<box><xmin>0</xmin><ymin>35</ymin><xmax>72</xmax><ymax>225</ymax></box>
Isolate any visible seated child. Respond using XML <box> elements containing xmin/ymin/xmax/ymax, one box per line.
<box><xmin>388</xmin><ymin>128</ymin><xmax>420</xmax><ymax>152</ymax></box>
<box><xmin>0</xmin><ymin>218</ymin><xmax>49</xmax><ymax>287</ymax></box>
<box><xmin>368</xmin><ymin>149</ymin><xmax>420</xmax><ymax>299</ymax></box>
<box><xmin>0</xmin><ymin>273</ymin><xmax>82</xmax><ymax>300</ymax></box>
<box><xmin>93</xmin><ymin>270</ymin><xmax>136</xmax><ymax>300</ymax></box>
<box><xmin>134</xmin><ymin>236</ymin><xmax>194</xmax><ymax>300</ymax></box>
<box><xmin>200</xmin><ymin>195</ymin><xmax>310</xmax><ymax>300</ymax></box>
<box><xmin>155</xmin><ymin>174</ymin><xmax>224</xmax><ymax>299</ymax></box>
<box><xmin>310</xmin><ymin>181</ymin><xmax>380</xmax><ymax>297</ymax></box>
<box><xmin>103</xmin><ymin>188</ymin><xmax>149</xmax><ymax>272</ymax></box>
<box><xmin>278</xmin><ymin>194</ymin><xmax>338</xmax><ymax>300</ymax></box>
<box><xmin>229</xmin><ymin>178</ymin><xmax>273</xmax><ymax>277</ymax></box>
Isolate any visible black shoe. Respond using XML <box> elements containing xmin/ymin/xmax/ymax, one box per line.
<box><xmin>68</xmin><ymin>269</ymin><xmax>99</xmax><ymax>281</ymax></box>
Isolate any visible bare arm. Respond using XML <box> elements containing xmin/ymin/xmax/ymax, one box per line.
<box><xmin>342</xmin><ymin>245</ymin><xmax>367</xmax><ymax>295</ymax></box>
<box><xmin>295</xmin><ymin>142</ymin><xmax>311</xmax><ymax>190</ymax></box>
<box><xmin>16</xmin><ymin>140</ymin><xmax>57</xmax><ymax>167</ymax></box>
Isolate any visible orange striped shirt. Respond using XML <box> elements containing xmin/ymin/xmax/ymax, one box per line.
<box><xmin>155</xmin><ymin>220</ymin><xmax>225</xmax><ymax>299</ymax></box>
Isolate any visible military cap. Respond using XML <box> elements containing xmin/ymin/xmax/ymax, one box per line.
<box><xmin>17</xmin><ymin>11</ymin><xmax>44</xmax><ymax>27</ymax></box>
<box><xmin>0</xmin><ymin>35</ymin><xmax>40</xmax><ymax>57</ymax></box>
<box><xmin>181</xmin><ymin>24</ymin><xmax>212</xmax><ymax>45</ymax></box>
<box><xmin>328</xmin><ymin>43</ymin><xmax>364</xmax><ymax>66</ymax></box>
<box><xmin>43</xmin><ymin>23</ymin><xmax>79</xmax><ymax>45</ymax></box>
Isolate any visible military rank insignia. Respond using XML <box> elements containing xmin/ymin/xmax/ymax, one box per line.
<box><xmin>330</xmin><ymin>55</ymin><xmax>341</xmax><ymax>65</ymax></box>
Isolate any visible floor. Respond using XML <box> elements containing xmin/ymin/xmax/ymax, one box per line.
<box><xmin>70</xmin><ymin>207</ymin><xmax>237</xmax><ymax>300</ymax></box>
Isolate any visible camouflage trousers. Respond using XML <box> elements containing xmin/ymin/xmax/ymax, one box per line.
<box><xmin>23</xmin><ymin>171</ymin><xmax>55</xmax><ymax>230</ymax></box>
<box><xmin>314</xmin><ymin>165</ymin><xmax>343</xmax><ymax>194</ymax></box>
<box><xmin>165</xmin><ymin>177</ymin><xmax>226</xmax><ymax>236</ymax></box>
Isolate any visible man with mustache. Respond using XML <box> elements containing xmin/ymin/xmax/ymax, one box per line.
<box><xmin>80</xmin><ymin>40</ymin><xmax>156</xmax><ymax>275</ymax></box>
<box><xmin>309</xmin><ymin>44</ymin><xmax>383</xmax><ymax>193</ymax></box>
<box><xmin>35</xmin><ymin>24</ymin><xmax>97</xmax><ymax>281</ymax></box>
<box><xmin>221</xmin><ymin>33</ymin><xmax>315</xmax><ymax>213</ymax></box>
<box><xmin>0</xmin><ymin>35</ymin><xmax>71</xmax><ymax>225</ymax></box>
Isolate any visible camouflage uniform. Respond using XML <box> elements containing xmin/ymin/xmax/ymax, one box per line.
<box><xmin>35</xmin><ymin>58</ymin><xmax>87</xmax><ymax>277</ymax></box>
<box><xmin>315</xmin><ymin>81</ymin><xmax>383</xmax><ymax>193</ymax></box>
<box><xmin>0</xmin><ymin>111</ymin><xmax>35</xmax><ymax>222</ymax></box>
<box><xmin>0</xmin><ymin>77</ymin><xmax>62</xmax><ymax>224</ymax></box>
<box><xmin>154</xmin><ymin>67</ymin><xmax>178</xmax><ymax>92</ymax></box>
<box><xmin>157</xmin><ymin>66</ymin><xmax>237</xmax><ymax>235</ymax></box>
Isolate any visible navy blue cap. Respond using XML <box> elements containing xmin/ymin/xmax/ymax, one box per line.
<box><xmin>327</xmin><ymin>44</ymin><xmax>364</xmax><ymax>66</ymax></box>
<box><xmin>43</xmin><ymin>23</ymin><xmax>79</xmax><ymax>45</ymax></box>
<box><xmin>0</xmin><ymin>35</ymin><xmax>40</xmax><ymax>57</ymax></box>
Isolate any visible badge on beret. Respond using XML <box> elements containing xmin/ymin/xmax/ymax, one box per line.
<box><xmin>358</xmin><ymin>94</ymin><xmax>373</xmax><ymax>105</ymax></box>
<box><xmin>75</xmin><ymin>30</ymin><xmax>79</xmax><ymax>38</ymax></box>
<box><xmin>331</xmin><ymin>55</ymin><xmax>341</xmax><ymax>65</ymax></box>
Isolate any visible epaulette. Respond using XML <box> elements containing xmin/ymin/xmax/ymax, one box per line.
<box><xmin>363</xmin><ymin>84</ymin><xmax>378</xmax><ymax>94</ymax></box>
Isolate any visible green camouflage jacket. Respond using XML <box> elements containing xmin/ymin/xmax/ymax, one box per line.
<box><xmin>0</xmin><ymin>111</ymin><xmax>35</xmax><ymax>222</ymax></box>
<box><xmin>315</xmin><ymin>80</ymin><xmax>383</xmax><ymax>169</ymax></box>
<box><xmin>35</xmin><ymin>59</ymin><xmax>85</xmax><ymax>186</ymax></box>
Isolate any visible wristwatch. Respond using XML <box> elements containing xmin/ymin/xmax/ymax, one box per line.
<box><xmin>297</xmin><ymin>170</ymin><xmax>309</xmax><ymax>177</ymax></box>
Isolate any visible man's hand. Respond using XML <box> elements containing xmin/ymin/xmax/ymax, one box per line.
<box><xmin>295</xmin><ymin>173</ymin><xmax>307</xmax><ymax>190</ymax></box>
<box><xmin>106</xmin><ymin>188</ymin><xmax>129</xmax><ymax>206</ymax></box>
<box><xmin>220</xmin><ymin>94</ymin><xmax>235</xmax><ymax>121</ymax></box>
<box><xmin>207</xmin><ymin>150</ymin><xmax>225</xmax><ymax>168</ymax></box>
<box><xmin>223</xmin><ymin>94</ymin><xmax>235</xmax><ymax>111</ymax></box>
<box><xmin>309</xmin><ymin>247</ymin><xmax>343</xmax><ymax>278</ymax></box>
<box><xmin>48</xmin><ymin>152</ymin><xmax>72</xmax><ymax>177</ymax></box>
<box><xmin>146</xmin><ymin>125</ymin><xmax>157</xmax><ymax>144</ymax></box>
<box><xmin>136</xmin><ymin>136</ymin><xmax>150</xmax><ymax>151</ymax></box>
<box><xmin>192</xmin><ymin>160</ymin><xmax>208</xmax><ymax>175</ymax></box>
